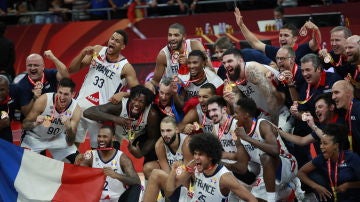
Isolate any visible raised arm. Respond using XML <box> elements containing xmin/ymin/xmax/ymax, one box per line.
<box><xmin>245</xmin><ymin>62</ymin><xmax>284</xmax><ymax>114</ymax></box>
<box><xmin>43</xmin><ymin>50</ymin><xmax>69</xmax><ymax>81</ymax></box>
<box><xmin>22</xmin><ymin>94</ymin><xmax>47</xmax><ymax>130</ymax></box>
<box><xmin>109</xmin><ymin>63</ymin><xmax>139</xmax><ymax>104</ymax></box>
<box><xmin>145</xmin><ymin>51</ymin><xmax>167</xmax><ymax>93</ymax></box>
<box><xmin>301</xmin><ymin>21</ymin><xmax>321</xmax><ymax>52</ymax></box>
<box><xmin>234</xmin><ymin>7</ymin><xmax>266</xmax><ymax>53</ymax></box>
<box><xmin>122</xmin><ymin>63</ymin><xmax>139</xmax><ymax>88</ymax></box>
<box><xmin>278</xmin><ymin>128</ymin><xmax>315</xmax><ymax>146</ymax></box>
<box><xmin>64</xmin><ymin>105</ymin><xmax>82</xmax><ymax>145</ymax></box>
<box><xmin>68</xmin><ymin>45</ymin><xmax>102</xmax><ymax>73</ymax></box>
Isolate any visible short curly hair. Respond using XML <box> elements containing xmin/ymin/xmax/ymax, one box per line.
<box><xmin>189</xmin><ymin>133</ymin><xmax>222</xmax><ymax>164</ymax></box>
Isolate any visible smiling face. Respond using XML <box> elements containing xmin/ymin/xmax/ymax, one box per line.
<box><xmin>160</xmin><ymin>122</ymin><xmax>178</xmax><ymax>146</ymax></box>
<box><xmin>345</xmin><ymin>36</ymin><xmax>360</xmax><ymax>64</ymax></box>
<box><xmin>331</xmin><ymin>82</ymin><xmax>352</xmax><ymax>109</ymax></box>
<box><xmin>301</xmin><ymin>61</ymin><xmax>321</xmax><ymax>85</ymax></box>
<box><xmin>222</xmin><ymin>54</ymin><xmax>243</xmax><ymax>81</ymax></box>
<box><xmin>198</xmin><ymin>88</ymin><xmax>213</xmax><ymax>113</ymax></box>
<box><xmin>234</xmin><ymin>105</ymin><xmax>247</xmax><ymax>127</ymax></box>
<box><xmin>167</xmin><ymin>28</ymin><xmax>184</xmax><ymax>51</ymax></box>
<box><xmin>330</xmin><ymin>30</ymin><xmax>347</xmax><ymax>55</ymax></box>
<box><xmin>55</xmin><ymin>86</ymin><xmax>74</xmax><ymax>110</ymax></box>
<box><xmin>158</xmin><ymin>83</ymin><xmax>172</xmax><ymax>107</ymax></box>
<box><xmin>278</xmin><ymin>28</ymin><xmax>297</xmax><ymax>47</ymax></box>
<box><xmin>97</xmin><ymin>128</ymin><xmax>113</xmax><ymax>149</ymax></box>
<box><xmin>320</xmin><ymin>135</ymin><xmax>338</xmax><ymax>160</ymax></box>
<box><xmin>129</xmin><ymin>94</ymin><xmax>147</xmax><ymax>117</ymax></box>
<box><xmin>315</xmin><ymin>99</ymin><xmax>333</xmax><ymax>123</ymax></box>
<box><xmin>276</xmin><ymin>48</ymin><xmax>295</xmax><ymax>72</ymax></box>
<box><xmin>187</xmin><ymin>55</ymin><xmax>205</xmax><ymax>78</ymax></box>
<box><xmin>26</xmin><ymin>54</ymin><xmax>44</xmax><ymax>81</ymax></box>
<box><xmin>207</xmin><ymin>102</ymin><xmax>226</xmax><ymax>124</ymax></box>
<box><xmin>107</xmin><ymin>32</ymin><xmax>125</xmax><ymax>55</ymax></box>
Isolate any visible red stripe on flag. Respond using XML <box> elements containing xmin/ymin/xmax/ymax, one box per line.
<box><xmin>53</xmin><ymin>163</ymin><xmax>105</xmax><ymax>202</ymax></box>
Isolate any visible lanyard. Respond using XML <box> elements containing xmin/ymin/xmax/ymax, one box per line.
<box><xmin>159</xmin><ymin>105</ymin><xmax>174</xmax><ymax>117</ymax></box>
<box><xmin>27</xmin><ymin>73</ymin><xmax>45</xmax><ymax>88</ymax></box>
<box><xmin>346</xmin><ymin>101</ymin><xmax>353</xmax><ymax>151</ymax></box>
<box><xmin>217</xmin><ymin>116</ymin><xmax>231</xmax><ymax>140</ymax></box>
<box><xmin>327</xmin><ymin>151</ymin><xmax>344</xmax><ymax>202</ymax></box>
<box><xmin>170</xmin><ymin>41</ymin><xmax>187</xmax><ymax>65</ymax></box>
<box><xmin>226</xmin><ymin>73</ymin><xmax>246</xmax><ymax>86</ymax></box>
<box><xmin>247</xmin><ymin>118</ymin><xmax>257</xmax><ymax>136</ymax></box>
<box><xmin>298</xmin><ymin>71</ymin><xmax>325</xmax><ymax>104</ymax></box>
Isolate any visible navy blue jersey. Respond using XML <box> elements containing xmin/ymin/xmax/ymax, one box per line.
<box><xmin>312</xmin><ymin>151</ymin><xmax>360</xmax><ymax>201</ymax></box>
<box><xmin>265</xmin><ymin>43</ymin><xmax>315</xmax><ymax>65</ymax></box>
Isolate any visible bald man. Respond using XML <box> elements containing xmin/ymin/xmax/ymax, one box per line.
<box><xmin>332</xmin><ymin>80</ymin><xmax>360</xmax><ymax>154</ymax></box>
<box><xmin>342</xmin><ymin>35</ymin><xmax>360</xmax><ymax>99</ymax></box>
<box><xmin>10</xmin><ymin>51</ymin><xmax>69</xmax><ymax>119</ymax></box>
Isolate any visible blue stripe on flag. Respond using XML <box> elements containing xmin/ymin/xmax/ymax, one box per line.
<box><xmin>0</xmin><ymin>139</ymin><xmax>24</xmax><ymax>201</ymax></box>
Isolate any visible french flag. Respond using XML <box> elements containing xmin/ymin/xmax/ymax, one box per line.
<box><xmin>0</xmin><ymin>139</ymin><xmax>105</xmax><ymax>202</ymax></box>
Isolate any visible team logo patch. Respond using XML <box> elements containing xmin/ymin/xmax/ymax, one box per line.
<box><xmin>86</xmin><ymin>92</ymin><xmax>100</xmax><ymax>106</ymax></box>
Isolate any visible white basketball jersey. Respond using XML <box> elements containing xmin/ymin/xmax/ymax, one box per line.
<box><xmin>115</xmin><ymin>98</ymin><xmax>151</xmax><ymax>140</ymax></box>
<box><xmin>162</xmin><ymin>39</ymin><xmax>192</xmax><ymax>78</ymax></box>
<box><xmin>236</xmin><ymin>63</ymin><xmax>279</xmax><ymax>115</ymax></box>
<box><xmin>178</xmin><ymin>68</ymin><xmax>223</xmax><ymax>101</ymax></box>
<box><xmin>241</xmin><ymin>118</ymin><xmax>289</xmax><ymax>164</ymax></box>
<box><xmin>165</xmin><ymin>133</ymin><xmax>187</xmax><ymax>166</ymax></box>
<box><xmin>92</xmin><ymin>150</ymin><xmax>126</xmax><ymax>201</ymax></box>
<box><xmin>77</xmin><ymin>47</ymin><xmax>127</xmax><ymax>109</ymax></box>
<box><xmin>213</xmin><ymin>118</ymin><xmax>238</xmax><ymax>164</ymax></box>
<box><xmin>196</xmin><ymin>104</ymin><xmax>213</xmax><ymax>133</ymax></box>
<box><xmin>27</xmin><ymin>93</ymin><xmax>78</xmax><ymax>140</ymax></box>
<box><xmin>192</xmin><ymin>165</ymin><xmax>230</xmax><ymax>202</ymax></box>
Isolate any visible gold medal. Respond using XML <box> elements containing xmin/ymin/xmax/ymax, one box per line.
<box><xmin>127</xmin><ymin>129</ymin><xmax>136</xmax><ymax>141</ymax></box>
<box><xmin>324</xmin><ymin>54</ymin><xmax>332</xmax><ymax>63</ymax></box>
<box><xmin>43</xmin><ymin>119</ymin><xmax>51</xmax><ymax>127</ymax></box>
<box><xmin>35</xmin><ymin>81</ymin><xmax>43</xmax><ymax>90</ymax></box>
<box><xmin>224</xmin><ymin>83</ymin><xmax>233</xmax><ymax>92</ymax></box>
<box><xmin>176</xmin><ymin>165</ymin><xmax>184</xmax><ymax>175</ymax></box>
<box><xmin>1</xmin><ymin>111</ymin><xmax>9</xmax><ymax>119</ymax></box>
<box><xmin>278</xmin><ymin>74</ymin><xmax>285</xmax><ymax>82</ymax></box>
<box><xmin>193</xmin><ymin>122</ymin><xmax>202</xmax><ymax>131</ymax></box>
<box><xmin>299</xmin><ymin>27</ymin><xmax>307</xmax><ymax>36</ymax></box>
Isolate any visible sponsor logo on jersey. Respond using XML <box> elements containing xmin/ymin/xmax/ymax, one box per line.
<box><xmin>86</xmin><ymin>92</ymin><xmax>100</xmax><ymax>105</ymax></box>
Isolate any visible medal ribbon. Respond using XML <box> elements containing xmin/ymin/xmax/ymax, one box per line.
<box><xmin>226</xmin><ymin>73</ymin><xmax>246</xmax><ymax>86</ymax></box>
<box><xmin>345</xmin><ymin>101</ymin><xmax>353</xmax><ymax>151</ymax></box>
<box><xmin>247</xmin><ymin>118</ymin><xmax>257</xmax><ymax>136</ymax></box>
<box><xmin>298</xmin><ymin>71</ymin><xmax>325</xmax><ymax>104</ymax></box>
<box><xmin>27</xmin><ymin>73</ymin><xmax>45</xmax><ymax>87</ymax></box>
<box><xmin>218</xmin><ymin>115</ymin><xmax>231</xmax><ymax>140</ymax></box>
<box><xmin>327</xmin><ymin>151</ymin><xmax>344</xmax><ymax>202</ymax></box>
